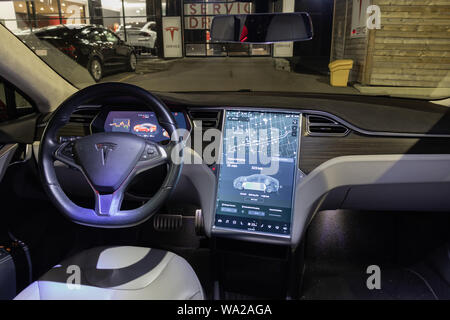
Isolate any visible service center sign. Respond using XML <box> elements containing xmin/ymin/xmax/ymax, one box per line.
<box><xmin>184</xmin><ymin>2</ymin><xmax>252</xmax><ymax>30</ymax></box>
<box><xmin>273</xmin><ymin>0</ymin><xmax>295</xmax><ymax>58</ymax></box>
<box><xmin>163</xmin><ymin>16</ymin><xmax>182</xmax><ymax>58</ymax></box>
<box><xmin>350</xmin><ymin>0</ymin><xmax>370</xmax><ymax>38</ymax></box>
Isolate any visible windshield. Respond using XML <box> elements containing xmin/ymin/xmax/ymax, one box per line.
<box><xmin>1</xmin><ymin>0</ymin><xmax>449</xmax><ymax>100</ymax></box>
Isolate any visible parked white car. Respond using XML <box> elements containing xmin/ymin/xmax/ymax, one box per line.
<box><xmin>116</xmin><ymin>22</ymin><xmax>157</xmax><ymax>54</ymax></box>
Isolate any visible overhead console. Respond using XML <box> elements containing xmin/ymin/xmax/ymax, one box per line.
<box><xmin>211</xmin><ymin>110</ymin><xmax>301</xmax><ymax>243</ymax></box>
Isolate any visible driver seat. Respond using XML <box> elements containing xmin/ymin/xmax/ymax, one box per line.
<box><xmin>15</xmin><ymin>246</ymin><xmax>204</xmax><ymax>300</ymax></box>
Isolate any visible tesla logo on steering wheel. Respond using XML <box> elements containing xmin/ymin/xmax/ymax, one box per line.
<box><xmin>95</xmin><ymin>143</ymin><xmax>117</xmax><ymax>165</ymax></box>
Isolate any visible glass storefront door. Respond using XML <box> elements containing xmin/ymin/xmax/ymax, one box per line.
<box><xmin>0</xmin><ymin>0</ymin><xmax>88</xmax><ymax>32</ymax></box>
<box><xmin>183</xmin><ymin>0</ymin><xmax>271</xmax><ymax>57</ymax></box>
<box><xmin>0</xmin><ymin>0</ymin><xmax>270</xmax><ymax>58</ymax></box>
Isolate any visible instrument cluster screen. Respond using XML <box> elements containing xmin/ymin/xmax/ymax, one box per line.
<box><xmin>104</xmin><ymin>111</ymin><xmax>187</xmax><ymax>142</ymax></box>
<box><xmin>214</xmin><ymin>110</ymin><xmax>300</xmax><ymax>237</ymax></box>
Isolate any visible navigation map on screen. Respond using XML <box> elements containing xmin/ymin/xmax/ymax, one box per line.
<box><xmin>214</xmin><ymin>110</ymin><xmax>300</xmax><ymax>236</ymax></box>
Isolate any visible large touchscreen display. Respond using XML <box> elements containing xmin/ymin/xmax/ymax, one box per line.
<box><xmin>104</xmin><ymin>111</ymin><xmax>187</xmax><ymax>142</ymax></box>
<box><xmin>214</xmin><ymin>110</ymin><xmax>300</xmax><ymax>237</ymax></box>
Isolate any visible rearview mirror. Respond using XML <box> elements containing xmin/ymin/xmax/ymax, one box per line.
<box><xmin>210</xmin><ymin>13</ymin><xmax>313</xmax><ymax>43</ymax></box>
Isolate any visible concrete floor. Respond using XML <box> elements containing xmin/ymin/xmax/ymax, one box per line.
<box><xmin>102</xmin><ymin>57</ymin><xmax>360</xmax><ymax>95</ymax></box>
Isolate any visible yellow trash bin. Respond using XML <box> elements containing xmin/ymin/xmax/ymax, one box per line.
<box><xmin>328</xmin><ymin>59</ymin><xmax>354</xmax><ymax>87</ymax></box>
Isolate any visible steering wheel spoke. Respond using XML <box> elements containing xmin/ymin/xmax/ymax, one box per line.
<box><xmin>135</xmin><ymin>141</ymin><xmax>170</xmax><ymax>173</ymax></box>
<box><xmin>54</xmin><ymin>141</ymin><xmax>79</xmax><ymax>169</ymax></box>
<box><xmin>94</xmin><ymin>190</ymin><xmax>124</xmax><ymax>216</ymax></box>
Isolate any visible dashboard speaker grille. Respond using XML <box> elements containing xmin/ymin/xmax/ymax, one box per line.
<box><xmin>306</xmin><ymin>114</ymin><xmax>350</xmax><ymax>137</ymax></box>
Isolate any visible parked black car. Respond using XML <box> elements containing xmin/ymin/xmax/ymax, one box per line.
<box><xmin>24</xmin><ymin>25</ymin><xmax>136</xmax><ymax>81</ymax></box>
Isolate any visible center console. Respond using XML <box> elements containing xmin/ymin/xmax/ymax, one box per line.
<box><xmin>212</xmin><ymin>110</ymin><xmax>301</xmax><ymax>242</ymax></box>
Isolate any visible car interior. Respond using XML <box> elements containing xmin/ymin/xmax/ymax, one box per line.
<box><xmin>0</xmin><ymin>7</ymin><xmax>449</xmax><ymax>301</ymax></box>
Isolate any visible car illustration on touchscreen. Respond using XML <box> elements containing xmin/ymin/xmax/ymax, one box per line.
<box><xmin>133</xmin><ymin>123</ymin><xmax>157</xmax><ymax>133</ymax></box>
<box><xmin>233</xmin><ymin>174</ymin><xmax>280</xmax><ymax>193</ymax></box>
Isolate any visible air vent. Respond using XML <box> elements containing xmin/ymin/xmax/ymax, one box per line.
<box><xmin>306</xmin><ymin>114</ymin><xmax>349</xmax><ymax>137</ymax></box>
<box><xmin>189</xmin><ymin>110</ymin><xmax>221</xmax><ymax>130</ymax></box>
<box><xmin>308</xmin><ymin>115</ymin><xmax>335</xmax><ymax>124</ymax></box>
<box><xmin>69</xmin><ymin>109</ymin><xmax>98</xmax><ymax>126</ymax></box>
<box><xmin>69</xmin><ymin>114</ymin><xmax>93</xmax><ymax>125</ymax></box>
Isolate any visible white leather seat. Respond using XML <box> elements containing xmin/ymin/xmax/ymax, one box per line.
<box><xmin>15</xmin><ymin>246</ymin><xmax>204</xmax><ymax>300</ymax></box>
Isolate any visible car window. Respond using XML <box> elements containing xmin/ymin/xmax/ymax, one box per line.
<box><xmin>104</xmin><ymin>30</ymin><xmax>119</xmax><ymax>44</ymax></box>
<box><xmin>89</xmin><ymin>30</ymin><xmax>103</xmax><ymax>42</ymax></box>
<box><xmin>0</xmin><ymin>78</ymin><xmax>35</xmax><ymax>123</ymax></box>
<box><xmin>15</xmin><ymin>91</ymin><xmax>33</xmax><ymax>111</ymax></box>
<box><xmin>0</xmin><ymin>82</ymin><xmax>7</xmax><ymax>122</ymax></box>
<box><xmin>1</xmin><ymin>1</ymin><xmax>448</xmax><ymax>100</ymax></box>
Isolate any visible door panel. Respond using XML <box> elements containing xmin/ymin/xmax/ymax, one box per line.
<box><xmin>0</xmin><ymin>144</ymin><xmax>18</xmax><ymax>183</ymax></box>
<box><xmin>0</xmin><ymin>113</ymin><xmax>38</xmax><ymax>144</ymax></box>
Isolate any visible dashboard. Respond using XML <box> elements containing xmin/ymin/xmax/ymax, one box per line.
<box><xmin>48</xmin><ymin>93</ymin><xmax>450</xmax><ymax>246</ymax></box>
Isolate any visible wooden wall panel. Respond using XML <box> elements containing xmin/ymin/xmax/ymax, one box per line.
<box><xmin>370</xmin><ymin>0</ymin><xmax>450</xmax><ymax>87</ymax></box>
<box><xmin>331</xmin><ymin>0</ymin><xmax>450</xmax><ymax>87</ymax></box>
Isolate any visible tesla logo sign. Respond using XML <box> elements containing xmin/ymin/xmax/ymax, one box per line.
<box><xmin>163</xmin><ymin>17</ymin><xmax>182</xmax><ymax>58</ymax></box>
<box><xmin>95</xmin><ymin>143</ymin><xmax>116</xmax><ymax>165</ymax></box>
<box><xmin>165</xmin><ymin>26</ymin><xmax>179</xmax><ymax>41</ymax></box>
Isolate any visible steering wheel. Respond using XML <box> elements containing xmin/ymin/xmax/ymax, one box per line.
<box><xmin>39</xmin><ymin>83</ymin><xmax>183</xmax><ymax>228</ymax></box>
